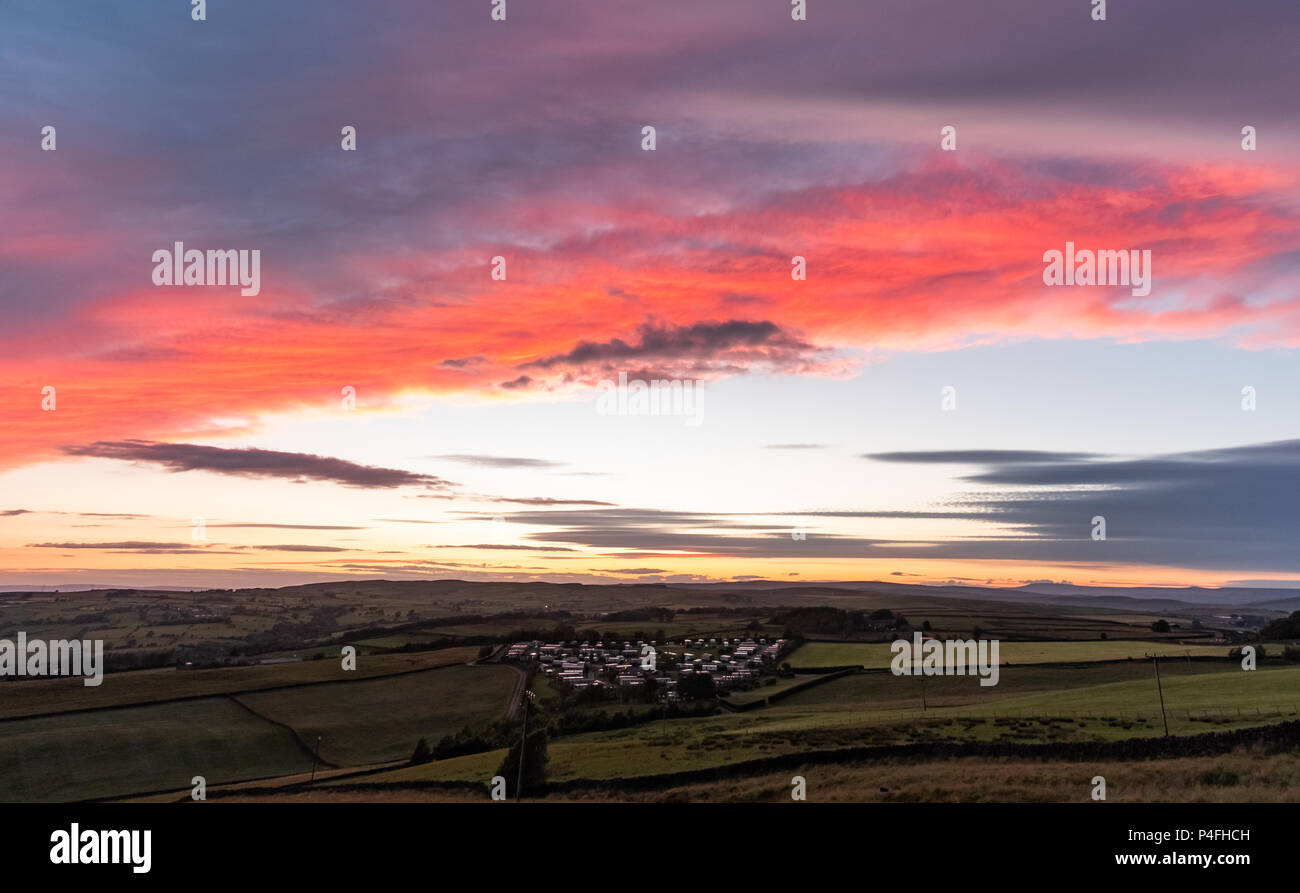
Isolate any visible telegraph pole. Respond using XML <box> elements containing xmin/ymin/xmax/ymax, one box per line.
<box><xmin>310</xmin><ymin>734</ymin><xmax>322</xmax><ymax>781</ymax></box>
<box><xmin>1147</xmin><ymin>654</ymin><xmax>1169</xmax><ymax>737</ymax></box>
<box><xmin>515</xmin><ymin>689</ymin><xmax>534</xmax><ymax>801</ymax></box>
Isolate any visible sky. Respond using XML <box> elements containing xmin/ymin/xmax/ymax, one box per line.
<box><xmin>2</xmin><ymin>0</ymin><xmax>1299</xmax><ymax>590</ymax></box>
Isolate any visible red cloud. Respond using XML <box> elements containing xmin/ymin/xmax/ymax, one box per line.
<box><xmin>3</xmin><ymin>158</ymin><xmax>1299</xmax><ymax>471</ymax></box>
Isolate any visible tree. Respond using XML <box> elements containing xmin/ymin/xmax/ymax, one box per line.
<box><xmin>497</xmin><ymin>727</ymin><xmax>549</xmax><ymax>793</ymax></box>
<box><xmin>678</xmin><ymin>672</ymin><xmax>717</xmax><ymax>701</ymax></box>
<box><xmin>1150</xmin><ymin>619</ymin><xmax>1171</xmax><ymax>633</ymax></box>
<box><xmin>1262</xmin><ymin>611</ymin><xmax>1300</xmax><ymax>639</ymax></box>
<box><xmin>410</xmin><ymin>738</ymin><xmax>432</xmax><ymax>765</ymax></box>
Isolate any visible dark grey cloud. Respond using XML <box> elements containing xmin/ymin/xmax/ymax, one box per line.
<box><xmin>440</xmin><ymin>356</ymin><xmax>486</xmax><ymax>368</ymax></box>
<box><xmin>61</xmin><ymin>440</ymin><xmax>454</xmax><ymax>490</ymax></box>
<box><xmin>866</xmin><ymin>450</ymin><xmax>1102</xmax><ymax>464</ymax></box>
<box><xmin>467</xmin><ymin>441</ymin><xmax>1300</xmax><ymax>572</ymax></box>
<box><xmin>1</xmin><ymin>510</ymin><xmax>32</xmax><ymax>517</ymax></box>
<box><xmin>522</xmin><ymin>320</ymin><xmax>819</xmax><ymax>374</ymax></box>
<box><xmin>897</xmin><ymin>440</ymin><xmax>1300</xmax><ymax>571</ymax></box>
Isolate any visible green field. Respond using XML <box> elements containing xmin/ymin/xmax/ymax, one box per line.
<box><xmin>361</xmin><ymin>664</ymin><xmax>1300</xmax><ymax>787</ymax></box>
<box><xmin>0</xmin><ymin>646</ymin><xmax>479</xmax><ymax>720</ymax></box>
<box><xmin>788</xmin><ymin>639</ymin><xmax>1242</xmax><ymax>669</ymax></box>
<box><xmin>723</xmin><ymin>675</ymin><xmax>820</xmax><ymax>705</ymax></box>
<box><xmin>0</xmin><ymin>697</ymin><xmax>313</xmax><ymax>802</ymax></box>
<box><xmin>238</xmin><ymin>663</ymin><xmax>518</xmax><ymax>765</ymax></box>
<box><xmin>0</xmin><ymin>653</ymin><xmax>514</xmax><ymax>801</ymax></box>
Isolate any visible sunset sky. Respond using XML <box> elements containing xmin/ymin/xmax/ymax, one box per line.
<box><xmin>3</xmin><ymin>0</ymin><xmax>1299</xmax><ymax>590</ymax></box>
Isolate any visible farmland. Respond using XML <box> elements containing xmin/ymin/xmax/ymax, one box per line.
<box><xmin>0</xmin><ymin>697</ymin><xmax>313</xmax><ymax>802</ymax></box>
<box><xmin>0</xmin><ymin>578</ymin><xmax>1296</xmax><ymax>803</ymax></box>
<box><xmin>315</xmin><ymin>663</ymin><xmax>1300</xmax><ymax>791</ymax></box>
<box><xmin>0</xmin><ymin>646</ymin><xmax>480</xmax><ymax>720</ymax></box>
<box><xmin>238</xmin><ymin>663</ymin><xmax>518</xmax><ymax>764</ymax></box>
<box><xmin>788</xmin><ymin>639</ymin><xmax>1249</xmax><ymax>670</ymax></box>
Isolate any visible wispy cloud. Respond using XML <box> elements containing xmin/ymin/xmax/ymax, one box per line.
<box><xmin>488</xmin><ymin>497</ymin><xmax>617</xmax><ymax>507</ymax></box>
<box><xmin>28</xmin><ymin>541</ymin><xmax>192</xmax><ymax>550</ymax></box>
<box><xmin>432</xmin><ymin>454</ymin><xmax>564</xmax><ymax>469</ymax></box>
<box><xmin>62</xmin><ymin>441</ymin><xmax>455</xmax><ymax>490</ymax></box>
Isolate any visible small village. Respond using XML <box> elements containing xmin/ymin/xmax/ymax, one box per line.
<box><xmin>504</xmin><ymin>636</ymin><xmax>791</xmax><ymax>701</ymax></box>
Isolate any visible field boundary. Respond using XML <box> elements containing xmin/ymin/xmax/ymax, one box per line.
<box><xmin>722</xmin><ymin>668</ymin><xmax>856</xmax><ymax>711</ymax></box>
<box><xmin>227</xmin><ymin>694</ymin><xmax>340</xmax><ymax>770</ymax></box>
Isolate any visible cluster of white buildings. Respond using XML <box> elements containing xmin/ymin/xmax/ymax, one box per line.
<box><xmin>503</xmin><ymin>636</ymin><xmax>790</xmax><ymax>700</ymax></box>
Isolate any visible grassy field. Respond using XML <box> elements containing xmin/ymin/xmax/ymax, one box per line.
<box><xmin>0</xmin><ymin>646</ymin><xmax>479</xmax><ymax>720</ymax></box>
<box><xmin>237</xmin><ymin>663</ymin><xmax>517</xmax><ymax>765</ymax></box>
<box><xmin>0</xmin><ymin>697</ymin><xmax>313</xmax><ymax>802</ymax></box>
<box><xmin>237</xmin><ymin>749</ymin><xmax>1300</xmax><ymax>803</ymax></box>
<box><xmin>355</xmin><ymin>664</ymin><xmax>1300</xmax><ymax>787</ymax></box>
<box><xmin>0</xmin><ymin>651</ymin><xmax>510</xmax><ymax>800</ymax></box>
<box><xmin>774</xmin><ymin>660</ymin><xmax>1298</xmax><ymax>714</ymax></box>
<box><xmin>788</xmin><ymin>639</ymin><xmax>1243</xmax><ymax>669</ymax></box>
<box><xmin>723</xmin><ymin>675</ymin><xmax>821</xmax><ymax>705</ymax></box>
<box><xmin>605</xmin><ymin>750</ymin><xmax>1300</xmax><ymax>803</ymax></box>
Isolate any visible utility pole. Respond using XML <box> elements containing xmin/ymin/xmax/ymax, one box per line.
<box><xmin>515</xmin><ymin>689</ymin><xmax>533</xmax><ymax>802</ymax></box>
<box><xmin>1147</xmin><ymin>654</ymin><xmax>1169</xmax><ymax>737</ymax></box>
<box><xmin>310</xmin><ymin>734</ymin><xmax>322</xmax><ymax>782</ymax></box>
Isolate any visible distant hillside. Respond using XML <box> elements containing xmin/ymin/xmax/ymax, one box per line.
<box><xmin>670</xmin><ymin>579</ymin><xmax>1294</xmax><ymax>614</ymax></box>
